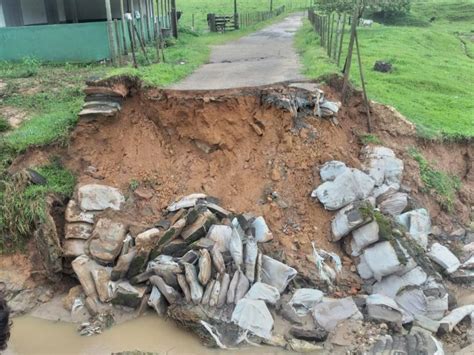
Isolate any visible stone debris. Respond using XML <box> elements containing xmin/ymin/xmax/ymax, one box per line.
<box><xmin>319</xmin><ymin>160</ymin><xmax>349</xmax><ymax>182</ymax></box>
<box><xmin>289</xmin><ymin>288</ymin><xmax>324</xmax><ymax>316</ymax></box>
<box><xmin>350</xmin><ymin>221</ymin><xmax>379</xmax><ymax>256</ymax></box>
<box><xmin>312</xmin><ymin>297</ymin><xmax>363</xmax><ymax>331</ymax></box>
<box><xmin>331</xmin><ymin>200</ymin><xmax>373</xmax><ymax>241</ymax></box>
<box><xmin>438</xmin><ymin>304</ymin><xmax>474</xmax><ymax>334</ymax></box>
<box><xmin>396</xmin><ymin>208</ymin><xmax>431</xmax><ymax>250</ymax></box>
<box><xmin>77</xmin><ymin>184</ymin><xmax>125</xmax><ymax>211</ymax></box>
<box><xmin>361</xmin><ymin>145</ymin><xmax>403</xmax><ymax>187</ymax></box>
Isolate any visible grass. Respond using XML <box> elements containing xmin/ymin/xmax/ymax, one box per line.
<box><xmin>408</xmin><ymin>147</ymin><xmax>461</xmax><ymax>211</ymax></box>
<box><xmin>0</xmin><ymin>117</ymin><xmax>11</xmax><ymax>133</ymax></box>
<box><xmin>359</xmin><ymin>133</ymin><xmax>383</xmax><ymax>145</ymax></box>
<box><xmin>0</xmin><ymin>160</ymin><xmax>76</xmax><ymax>253</ymax></box>
<box><xmin>295</xmin><ymin>0</ymin><xmax>474</xmax><ymax>139</ymax></box>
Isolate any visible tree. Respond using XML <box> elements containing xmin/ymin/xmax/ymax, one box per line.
<box><xmin>317</xmin><ymin>0</ymin><xmax>411</xmax><ymax>17</ymax></box>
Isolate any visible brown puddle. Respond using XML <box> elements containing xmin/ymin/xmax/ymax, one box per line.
<box><xmin>6</xmin><ymin>315</ymin><xmax>289</xmax><ymax>355</ymax></box>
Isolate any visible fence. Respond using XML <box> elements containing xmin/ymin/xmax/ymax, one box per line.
<box><xmin>239</xmin><ymin>5</ymin><xmax>286</xmax><ymax>29</ymax></box>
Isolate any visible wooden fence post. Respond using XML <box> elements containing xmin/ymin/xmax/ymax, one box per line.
<box><xmin>355</xmin><ymin>30</ymin><xmax>372</xmax><ymax>132</ymax></box>
<box><xmin>170</xmin><ymin>0</ymin><xmax>178</xmax><ymax>38</ymax></box>
<box><xmin>119</xmin><ymin>0</ymin><xmax>128</xmax><ymax>54</ymax></box>
<box><xmin>105</xmin><ymin>0</ymin><xmax>117</xmax><ymax>66</ymax></box>
<box><xmin>337</xmin><ymin>13</ymin><xmax>346</xmax><ymax>67</ymax></box>
<box><xmin>342</xmin><ymin>5</ymin><xmax>360</xmax><ymax>103</ymax></box>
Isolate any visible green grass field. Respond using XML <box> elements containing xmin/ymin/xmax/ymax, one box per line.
<box><xmin>295</xmin><ymin>0</ymin><xmax>474</xmax><ymax>139</ymax></box>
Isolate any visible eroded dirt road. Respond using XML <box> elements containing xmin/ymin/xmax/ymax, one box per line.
<box><xmin>171</xmin><ymin>13</ymin><xmax>304</xmax><ymax>90</ymax></box>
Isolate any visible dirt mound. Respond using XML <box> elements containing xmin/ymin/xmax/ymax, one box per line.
<box><xmin>8</xmin><ymin>78</ymin><xmax>473</xmax><ymax>295</ymax></box>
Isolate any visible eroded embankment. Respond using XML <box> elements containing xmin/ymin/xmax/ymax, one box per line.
<box><xmin>3</xmin><ymin>76</ymin><xmax>474</xmax><ymax>353</ymax></box>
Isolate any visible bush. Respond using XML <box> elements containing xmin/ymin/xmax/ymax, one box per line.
<box><xmin>0</xmin><ymin>117</ymin><xmax>11</xmax><ymax>133</ymax></box>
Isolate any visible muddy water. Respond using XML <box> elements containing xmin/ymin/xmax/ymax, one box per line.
<box><xmin>6</xmin><ymin>315</ymin><xmax>287</xmax><ymax>355</ymax></box>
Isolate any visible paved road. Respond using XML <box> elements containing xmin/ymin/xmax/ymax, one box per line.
<box><xmin>171</xmin><ymin>13</ymin><xmax>304</xmax><ymax>90</ymax></box>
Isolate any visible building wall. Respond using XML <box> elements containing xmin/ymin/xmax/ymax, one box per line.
<box><xmin>57</xmin><ymin>0</ymin><xmax>66</xmax><ymax>22</ymax></box>
<box><xmin>20</xmin><ymin>0</ymin><xmax>47</xmax><ymax>25</ymax></box>
<box><xmin>0</xmin><ymin>3</ymin><xmax>5</xmax><ymax>28</ymax></box>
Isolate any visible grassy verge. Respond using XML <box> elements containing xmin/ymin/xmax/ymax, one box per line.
<box><xmin>295</xmin><ymin>0</ymin><xmax>474</xmax><ymax>139</ymax></box>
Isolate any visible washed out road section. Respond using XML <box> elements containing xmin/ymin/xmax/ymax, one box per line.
<box><xmin>171</xmin><ymin>14</ymin><xmax>304</xmax><ymax>90</ymax></box>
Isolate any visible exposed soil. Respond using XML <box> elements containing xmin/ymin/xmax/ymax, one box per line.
<box><xmin>7</xmin><ymin>77</ymin><xmax>473</xmax><ymax>297</ymax></box>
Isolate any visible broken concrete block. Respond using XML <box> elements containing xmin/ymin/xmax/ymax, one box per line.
<box><xmin>251</xmin><ymin>216</ymin><xmax>273</xmax><ymax>243</ymax></box>
<box><xmin>289</xmin><ymin>288</ymin><xmax>324</xmax><ymax>316</ymax></box>
<box><xmin>71</xmin><ymin>255</ymin><xmax>99</xmax><ymax>300</ymax></box>
<box><xmin>372</xmin><ymin>266</ymin><xmax>428</xmax><ymax>298</ymax></box>
<box><xmin>91</xmin><ymin>267</ymin><xmax>112</xmax><ymax>303</ymax></box>
<box><xmin>65</xmin><ymin>223</ymin><xmax>94</xmax><ymax>240</ymax></box>
<box><xmin>361</xmin><ymin>146</ymin><xmax>404</xmax><ymax>187</ymax></box>
<box><xmin>65</xmin><ymin>200</ymin><xmax>95</xmax><ymax>224</ymax></box>
<box><xmin>350</xmin><ymin>221</ymin><xmax>379</xmax><ymax>256</ymax></box>
<box><xmin>427</xmin><ymin>243</ymin><xmax>461</xmax><ymax>274</ymax></box>
<box><xmin>396</xmin><ymin>209</ymin><xmax>430</xmax><ymax>250</ymax></box>
<box><xmin>312</xmin><ymin>168</ymin><xmax>375</xmax><ymax>210</ymax></box>
<box><xmin>231</xmin><ymin>299</ymin><xmax>273</xmax><ymax>340</ymax></box>
<box><xmin>167</xmin><ymin>193</ymin><xmax>207</xmax><ymax>212</ymax></box>
<box><xmin>88</xmin><ymin>218</ymin><xmax>127</xmax><ymax>264</ymax></box>
<box><xmin>206</xmin><ymin>225</ymin><xmax>233</xmax><ymax>252</ymax></box>
<box><xmin>148</xmin><ymin>286</ymin><xmax>167</xmax><ymax>316</ymax></box>
<box><xmin>312</xmin><ymin>297</ymin><xmax>363</xmax><ymax>331</ymax></box>
<box><xmin>438</xmin><ymin>304</ymin><xmax>474</xmax><ymax>334</ymax></box>
<box><xmin>63</xmin><ymin>239</ymin><xmax>86</xmax><ymax>258</ymax></box>
<box><xmin>363</xmin><ymin>241</ymin><xmax>406</xmax><ymax>281</ymax></box>
<box><xmin>244</xmin><ymin>282</ymin><xmax>280</xmax><ymax>305</ymax></box>
<box><xmin>331</xmin><ymin>201</ymin><xmax>373</xmax><ymax>241</ymax></box>
<box><xmin>290</xmin><ymin>326</ymin><xmax>328</xmax><ymax>342</ymax></box>
<box><xmin>356</xmin><ymin>255</ymin><xmax>374</xmax><ymax>280</ymax></box>
<box><xmin>77</xmin><ymin>184</ymin><xmax>124</xmax><ymax>211</ymax></box>
<box><xmin>261</xmin><ymin>255</ymin><xmax>297</xmax><ymax>293</ymax></box>
<box><xmin>366</xmin><ymin>294</ymin><xmax>403</xmax><ymax>327</ymax></box>
<box><xmin>377</xmin><ymin>191</ymin><xmax>408</xmax><ymax>216</ymax></box>
<box><xmin>319</xmin><ymin>160</ymin><xmax>349</xmax><ymax>182</ymax></box>
<box><xmin>110</xmin><ymin>281</ymin><xmax>146</xmax><ymax>308</ymax></box>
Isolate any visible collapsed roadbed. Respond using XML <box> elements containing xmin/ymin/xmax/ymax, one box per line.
<box><xmin>2</xmin><ymin>76</ymin><xmax>473</xmax><ymax>354</ymax></box>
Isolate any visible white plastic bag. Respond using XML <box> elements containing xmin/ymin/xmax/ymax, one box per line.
<box><xmin>231</xmin><ymin>299</ymin><xmax>274</xmax><ymax>340</ymax></box>
<box><xmin>261</xmin><ymin>255</ymin><xmax>297</xmax><ymax>293</ymax></box>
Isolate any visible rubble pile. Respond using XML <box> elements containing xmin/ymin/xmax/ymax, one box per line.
<box><xmin>312</xmin><ymin>145</ymin><xmax>474</xmax><ymax>341</ymax></box>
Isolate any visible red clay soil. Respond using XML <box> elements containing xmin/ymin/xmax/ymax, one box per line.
<box><xmin>8</xmin><ymin>78</ymin><xmax>473</xmax><ymax>293</ymax></box>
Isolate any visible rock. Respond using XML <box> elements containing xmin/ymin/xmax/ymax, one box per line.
<box><xmin>331</xmin><ymin>201</ymin><xmax>373</xmax><ymax>241</ymax></box>
<box><xmin>450</xmin><ymin>227</ymin><xmax>466</xmax><ymax>239</ymax></box>
<box><xmin>329</xmin><ymin>319</ymin><xmax>363</xmax><ymax>346</ymax></box>
<box><xmin>413</xmin><ymin>314</ymin><xmax>440</xmax><ymax>333</ymax></box>
<box><xmin>111</xmin><ymin>249</ymin><xmax>136</xmax><ymax>281</ymax></box>
<box><xmin>362</xmin><ymin>241</ymin><xmax>407</xmax><ymax>281</ymax></box>
<box><xmin>438</xmin><ymin>304</ymin><xmax>474</xmax><ymax>334</ymax></box>
<box><xmin>65</xmin><ymin>200</ymin><xmax>95</xmax><ymax>224</ymax></box>
<box><xmin>289</xmin><ymin>288</ymin><xmax>324</xmax><ymax>316</ymax></box>
<box><xmin>319</xmin><ymin>160</ymin><xmax>349</xmax><ymax>182</ymax></box>
<box><xmin>286</xmin><ymin>338</ymin><xmax>325</xmax><ymax>353</ymax></box>
<box><xmin>357</xmin><ymin>255</ymin><xmax>374</xmax><ymax>279</ymax></box>
<box><xmin>367</xmin><ymin>330</ymin><xmax>441</xmax><ymax>355</ymax></box>
<box><xmin>135</xmin><ymin>228</ymin><xmax>162</xmax><ymax>251</ymax></box>
<box><xmin>77</xmin><ymin>184</ymin><xmax>124</xmax><ymax>211</ymax></box>
<box><xmin>231</xmin><ymin>299</ymin><xmax>273</xmax><ymax>340</ymax></box>
<box><xmin>63</xmin><ymin>239</ymin><xmax>87</xmax><ymax>258</ymax></box>
<box><xmin>350</xmin><ymin>221</ymin><xmax>379</xmax><ymax>256</ymax></box>
<box><xmin>290</xmin><ymin>326</ymin><xmax>328</xmax><ymax>342</ymax></box>
<box><xmin>374</xmin><ymin>61</ymin><xmax>392</xmax><ymax>73</ymax></box>
<box><xmin>261</xmin><ymin>255</ymin><xmax>297</xmax><ymax>293</ymax></box>
<box><xmin>148</xmin><ymin>286</ymin><xmax>167</xmax><ymax>316</ymax></box>
<box><xmin>184</xmin><ymin>263</ymin><xmax>203</xmax><ymax>304</ymax></box>
<box><xmin>425</xmin><ymin>293</ymin><xmax>449</xmax><ymax>321</ymax></box>
<box><xmin>71</xmin><ymin>255</ymin><xmax>99</xmax><ymax>300</ymax></box>
<box><xmin>279</xmin><ymin>301</ymin><xmax>303</xmax><ymax>325</ymax></box>
<box><xmin>251</xmin><ymin>216</ymin><xmax>273</xmax><ymax>242</ymax></box>
<box><xmin>462</xmin><ymin>255</ymin><xmax>474</xmax><ymax>269</ymax></box>
<box><xmin>149</xmin><ymin>275</ymin><xmax>181</xmax><ymax>304</ymax></box>
<box><xmin>312</xmin><ymin>168</ymin><xmax>375</xmax><ymax>210</ymax></box>
<box><xmin>110</xmin><ymin>281</ymin><xmax>146</xmax><ymax>308</ymax></box>
<box><xmin>244</xmin><ymin>282</ymin><xmax>280</xmax><ymax>304</ymax></box>
<box><xmin>63</xmin><ymin>285</ymin><xmax>84</xmax><ymax>311</ymax></box>
<box><xmin>427</xmin><ymin>243</ymin><xmax>461</xmax><ymax>274</ymax></box>
<box><xmin>91</xmin><ymin>267</ymin><xmax>112</xmax><ymax>303</ymax></box>
<box><xmin>395</xmin><ymin>287</ymin><xmax>426</xmax><ymax>323</ymax></box>
<box><xmin>361</xmin><ymin>146</ymin><xmax>403</xmax><ymax>187</ymax></box>
<box><xmin>372</xmin><ymin>266</ymin><xmax>428</xmax><ymax>298</ymax></box>
<box><xmin>312</xmin><ymin>297</ymin><xmax>363</xmax><ymax>331</ymax></box>
<box><xmin>234</xmin><ymin>270</ymin><xmax>250</xmax><ymax>303</ymax></box>
<box><xmin>366</xmin><ymin>294</ymin><xmax>403</xmax><ymax>327</ymax></box>
<box><xmin>377</xmin><ymin>191</ymin><xmax>408</xmax><ymax>216</ymax></box>
<box><xmin>396</xmin><ymin>209</ymin><xmax>431</xmax><ymax>250</ymax></box>
<box><xmin>64</xmin><ymin>223</ymin><xmax>94</xmax><ymax>240</ymax></box>
<box><xmin>449</xmin><ymin>269</ymin><xmax>474</xmax><ymax>284</ymax></box>
<box><xmin>88</xmin><ymin>218</ymin><xmax>127</xmax><ymax>264</ymax></box>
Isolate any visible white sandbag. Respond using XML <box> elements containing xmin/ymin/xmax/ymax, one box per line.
<box><xmin>227</xmin><ymin>270</ymin><xmax>240</xmax><ymax>304</ymax></box>
<box><xmin>427</xmin><ymin>243</ymin><xmax>461</xmax><ymax>274</ymax></box>
<box><xmin>439</xmin><ymin>304</ymin><xmax>474</xmax><ymax>333</ymax></box>
<box><xmin>177</xmin><ymin>274</ymin><xmax>192</xmax><ymax>303</ymax></box>
<box><xmin>206</xmin><ymin>225</ymin><xmax>233</xmax><ymax>253</ymax></box>
<box><xmin>319</xmin><ymin>161</ymin><xmax>348</xmax><ymax>182</ymax></box>
<box><xmin>234</xmin><ymin>271</ymin><xmax>250</xmax><ymax>303</ymax></box>
<box><xmin>251</xmin><ymin>216</ymin><xmax>273</xmax><ymax>242</ymax></box>
<box><xmin>184</xmin><ymin>263</ymin><xmax>203</xmax><ymax>304</ymax></box>
<box><xmin>289</xmin><ymin>288</ymin><xmax>324</xmax><ymax>316</ymax></box>
<box><xmin>209</xmin><ymin>280</ymin><xmax>221</xmax><ymax>307</ymax></box>
<box><xmin>244</xmin><ymin>238</ymin><xmax>258</xmax><ymax>282</ymax></box>
<box><xmin>211</xmin><ymin>247</ymin><xmax>225</xmax><ymax>275</ymax></box>
<box><xmin>217</xmin><ymin>273</ymin><xmax>230</xmax><ymax>308</ymax></box>
<box><xmin>245</xmin><ymin>282</ymin><xmax>280</xmax><ymax>305</ymax></box>
<box><xmin>229</xmin><ymin>228</ymin><xmax>243</xmax><ymax>270</ymax></box>
<box><xmin>261</xmin><ymin>255</ymin><xmax>297</xmax><ymax>293</ymax></box>
<box><xmin>231</xmin><ymin>299</ymin><xmax>274</xmax><ymax>339</ymax></box>
<box><xmin>198</xmin><ymin>249</ymin><xmax>212</xmax><ymax>285</ymax></box>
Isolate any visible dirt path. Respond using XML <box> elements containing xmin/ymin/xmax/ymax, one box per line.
<box><xmin>171</xmin><ymin>13</ymin><xmax>304</xmax><ymax>90</ymax></box>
